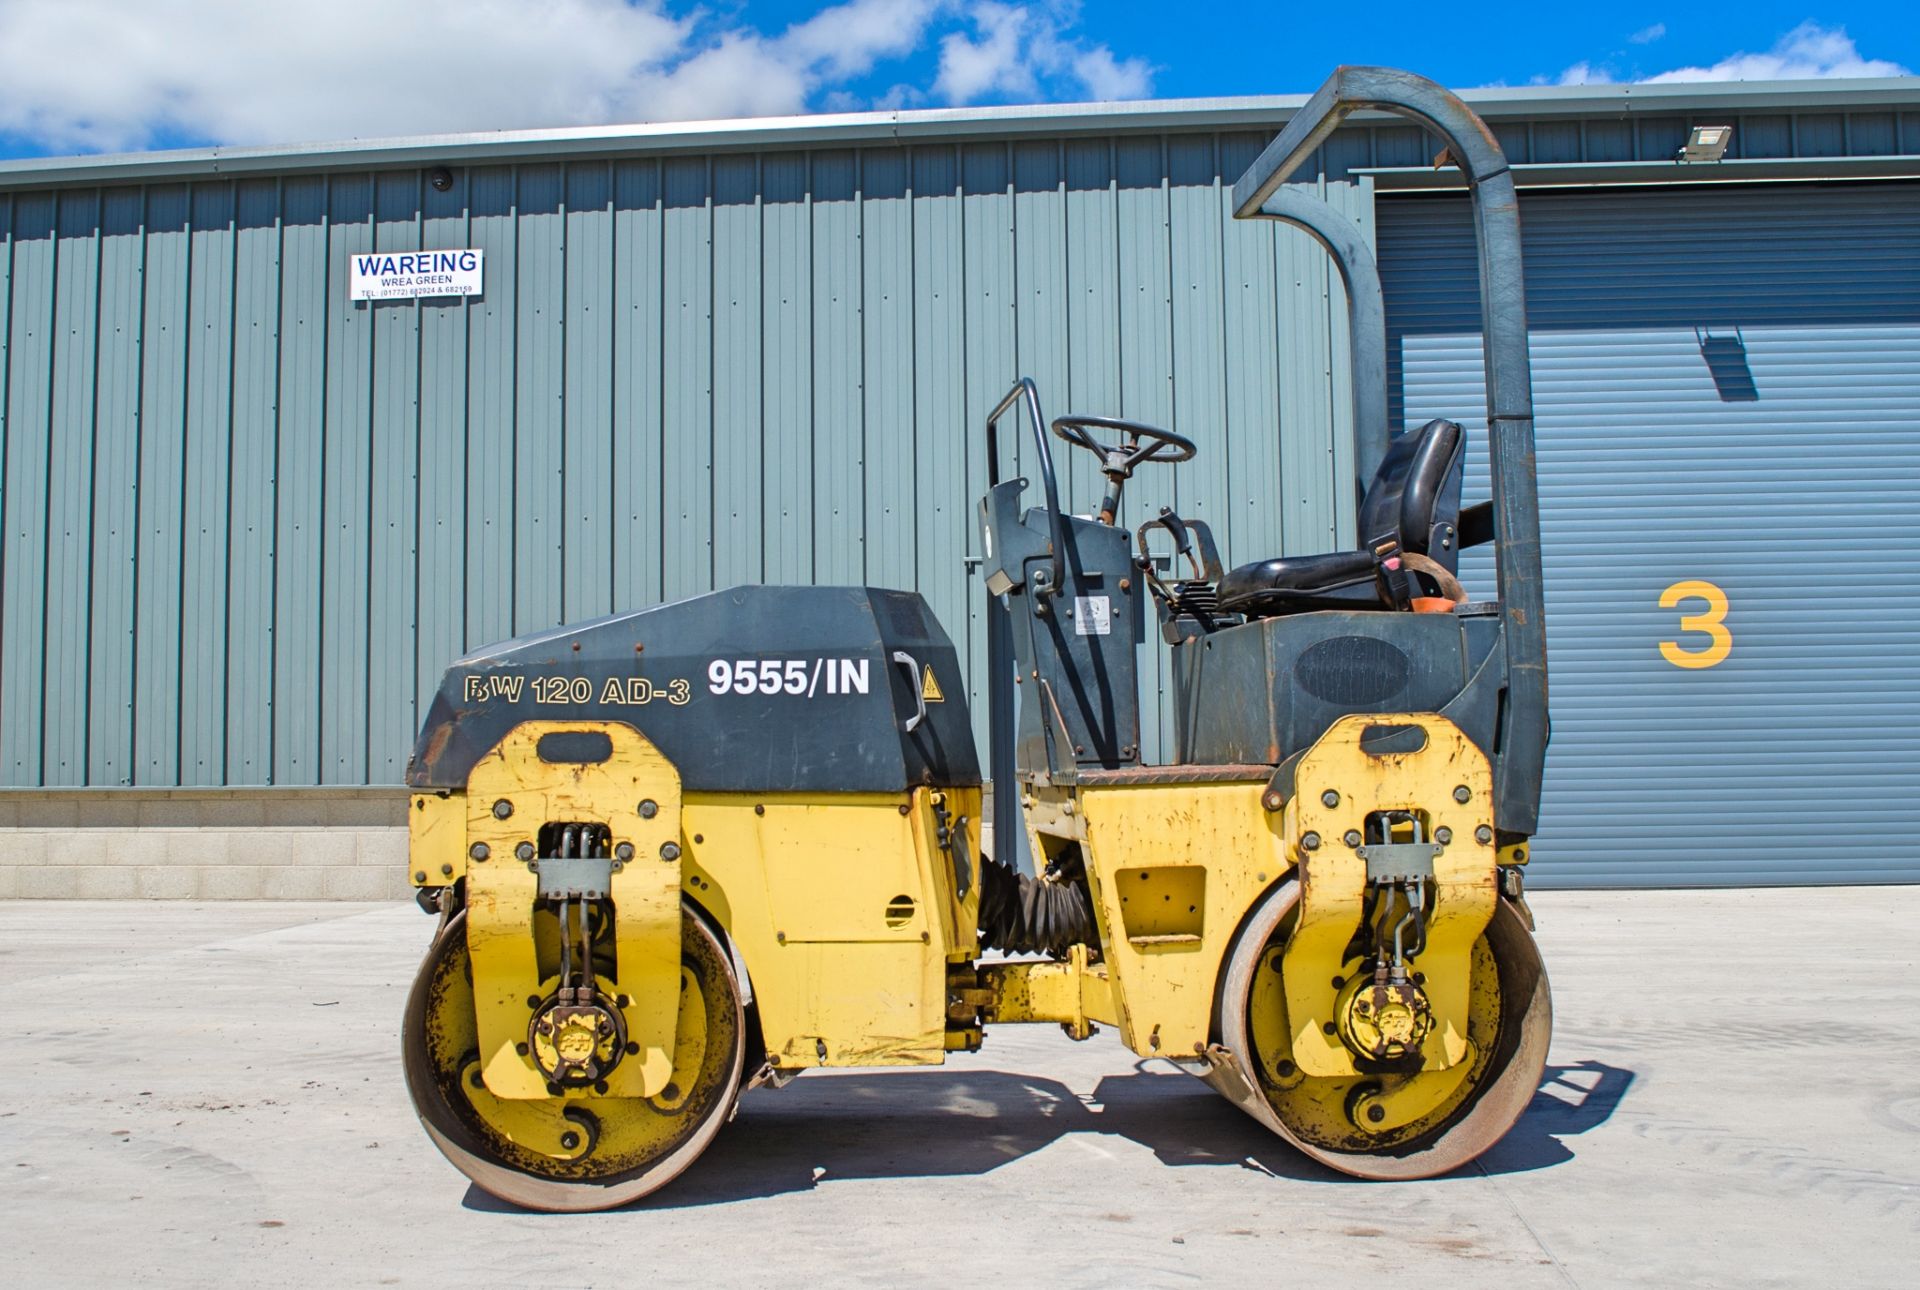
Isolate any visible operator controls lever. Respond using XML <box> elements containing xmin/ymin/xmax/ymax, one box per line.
<box><xmin>1137</xmin><ymin>506</ymin><xmax>1229</xmax><ymax>638</ymax></box>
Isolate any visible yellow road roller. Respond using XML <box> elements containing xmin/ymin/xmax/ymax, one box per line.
<box><xmin>401</xmin><ymin>66</ymin><xmax>1553</xmax><ymax>1210</ymax></box>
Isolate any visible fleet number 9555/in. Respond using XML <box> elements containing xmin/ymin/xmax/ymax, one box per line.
<box><xmin>707</xmin><ymin>657</ymin><xmax>871</xmax><ymax>698</ymax></box>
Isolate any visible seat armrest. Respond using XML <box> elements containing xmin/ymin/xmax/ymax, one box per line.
<box><xmin>1457</xmin><ymin>500</ymin><xmax>1495</xmax><ymax>549</ymax></box>
<box><xmin>1397</xmin><ymin>419</ymin><xmax>1464</xmax><ymax>554</ymax></box>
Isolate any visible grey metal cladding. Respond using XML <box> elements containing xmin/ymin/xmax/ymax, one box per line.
<box><xmin>0</xmin><ymin>140</ymin><xmax>1367</xmax><ymax>786</ymax></box>
<box><xmin>273</xmin><ymin>176</ymin><xmax>329</xmax><ymax>786</ymax></box>
<box><xmin>44</xmin><ymin>188</ymin><xmax>100</xmax><ymax>788</ymax></box>
<box><xmin>1379</xmin><ymin>180</ymin><xmax>1920</xmax><ymax>888</ymax></box>
<box><xmin>5</xmin><ymin>192</ymin><xmax>57</xmax><ymax>785</ymax></box>
<box><xmin>226</xmin><ymin>179</ymin><xmax>281</xmax><ymax>785</ymax></box>
<box><xmin>90</xmin><ymin>188</ymin><xmax>146</xmax><ymax>785</ymax></box>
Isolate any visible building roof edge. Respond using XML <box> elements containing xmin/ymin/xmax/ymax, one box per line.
<box><xmin>1</xmin><ymin>77</ymin><xmax>1916</xmax><ymax>190</ymax></box>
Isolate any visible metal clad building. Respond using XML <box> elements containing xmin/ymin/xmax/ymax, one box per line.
<box><xmin>0</xmin><ymin>133</ymin><xmax>1370</xmax><ymax>789</ymax></box>
<box><xmin>1</xmin><ymin>79</ymin><xmax>1917</xmax><ymax>892</ymax></box>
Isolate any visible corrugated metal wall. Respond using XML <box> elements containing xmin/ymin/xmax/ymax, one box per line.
<box><xmin>1380</xmin><ymin>181</ymin><xmax>1920</xmax><ymax>887</ymax></box>
<box><xmin>0</xmin><ymin>140</ymin><xmax>1370</xmax><ymax>787</ymax></box>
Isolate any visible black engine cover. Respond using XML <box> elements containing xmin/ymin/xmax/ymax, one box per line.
<box><xmin>1171</xmin><ymin>608</ymin><xmax>1503</xmax><ymax>769</ymax></box>
<box><xmin>407</xmin><ymin>586</ymin><xmax>979</xmax><ymax>794</ymax></box>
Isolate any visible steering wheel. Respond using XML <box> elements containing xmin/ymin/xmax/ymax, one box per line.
<box><xmin>1051</xmin><ymin>415</ymin><xmax>1196</xmax><ymax>477</ymax></box>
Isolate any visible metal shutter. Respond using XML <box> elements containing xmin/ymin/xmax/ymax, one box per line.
<box><xmin>1378</xmin><ymin>182</ymin><xmax>1920</xmax><ymax>887</ymax></box>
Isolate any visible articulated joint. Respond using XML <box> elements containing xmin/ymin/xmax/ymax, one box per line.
<box><xmin>979</xmin><ymin>944</ymin><xmax>1115</xmax><ymax>1041</ymax></box>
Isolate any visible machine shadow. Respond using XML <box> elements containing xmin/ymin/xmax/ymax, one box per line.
<box><xmin>630</xmin><ymin>1067</ymin><xmax>1351</xmax><ymax>1211</ymax></box>
<box><xmin>1474</xmin><ymin>1059</ymin><xmax>1636</xmax><ymax>1175</ymax></box>
<box><xmin>456</xmin><ymin>1055</ymin><xmax>1638</xmax><ymax>1211</ymax></box>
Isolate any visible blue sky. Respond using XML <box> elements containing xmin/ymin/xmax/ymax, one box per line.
<box><xmin>0</xmin><ymin>1</ymin><xmax>1913</xmax><ymax>162</ymax></box>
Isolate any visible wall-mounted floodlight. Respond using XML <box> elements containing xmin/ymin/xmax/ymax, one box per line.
<box><xmin>1677</xmin><ymin>125</ymin><xmax>1733</xmax><ymax>163</ymax></box>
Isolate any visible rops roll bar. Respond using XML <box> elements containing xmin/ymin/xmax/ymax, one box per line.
<box><xmin>1233</xmin><ymin>66</ymin><xmax>1548</xmax><ymax>833</ymax></box>
<box><xmin>1250</xmin><ymin>187</ymin><xmax>1390</xmax><ymax>489</ymax></box>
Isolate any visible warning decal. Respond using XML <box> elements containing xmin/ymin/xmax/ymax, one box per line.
<box><xmin>921</xmin><ymin>666</ymin><xmax>945</xmax><ymax>703</ymax></box>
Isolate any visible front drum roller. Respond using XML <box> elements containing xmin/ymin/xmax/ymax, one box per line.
<box><xmin>1208</xmin><ymin>876</ymin><xmax>1550</xmax><ymax>1179</ymax></box>
<box><xmin>402</xmin><ymin>906</ymin><xmax>745</xmax><ymax>1212</ymax></box>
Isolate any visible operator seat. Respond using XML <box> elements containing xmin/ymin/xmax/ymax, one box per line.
<box><xmin>1217</xmin><ymin>417</ymin><xmax>1467</xmax><ymax>618</ymax></box>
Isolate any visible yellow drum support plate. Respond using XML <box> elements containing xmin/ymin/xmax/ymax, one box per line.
<box><xmin>462</xmin><ymin>720</ymin><xmax>685</xmax><ymax>1100</ymax></box>
<box><xmin>1278</xmin><ymin>713</ymin><xmax>1497</xmax><ymax>1078</ymax></box>
<box><xmin>402</xmin><ymin>908</ymin><xmax>744</xmax><ymax>1212</ymax></box>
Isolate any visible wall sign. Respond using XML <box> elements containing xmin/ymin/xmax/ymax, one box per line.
<box><xmin>349</xmin><ymin>249</ymin><xmax>484</xmax><ymax>301</ymax></box>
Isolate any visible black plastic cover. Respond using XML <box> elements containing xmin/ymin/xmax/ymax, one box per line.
<box><xmin>1172</xmin><ymin>609</ymin><xmax>1501</xmax><ymax>774</ymax></box>
<box><xmin>406</xmin><ymin>586</ymin><xmax>980</xmax><ymax>793</ymax></box>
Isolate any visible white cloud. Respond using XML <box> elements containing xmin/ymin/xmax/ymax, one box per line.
<box><xmin>0</xmin><ymin>0</ymin><xmax>694</xmax><ymax>151</ymax></box>
<box><xmin>0</xmin><ymin>0</ymin><xmax>1147</xmax><ymax>154</ymax></box>
<box><xmin>935</xmin><ymin>3</ymin><xmax>1035</xmax><ymax>101</ymax></box>
<box><xmin>1555</xmin><ymin>62</ymin><xmax>1617</xmax><ymax>87</ymax></box>
<box><xmin>870</xmin><ymin>83</ymin><xmax>929</xmax><ymax>111</ymax></box>
<box><xmin>1644</xmin><ymin>21</ymin><xmax>1909</xmax><ymax>82</ymax></box>
<box><xmin>1629</xmin><ymin>23</ymin><xmax>1666</xmax><ymax>46</ymax></box>
<box><xmin>782</xmin><ymin>0</ymin><xmax>944</xmax><ymax>81</ymax></box>
<box><xmin>623</xmin><ymin>31</ymin><xmax>814</xmax><ymax>124</ymax></box>
<box><xmin>934</xmin><ymin>2</ymin><xmax>1154</xmax><ymax>104</ymax></box>
<box><xmin>1547</xmin><ymin>21</ymin><xmax>1909</xmax><ymax>89</ymax></box>
<box><xmin>1073</xmin><ymin>45</ymin><xmax>1154</xmax><ymax>101</ymax></box>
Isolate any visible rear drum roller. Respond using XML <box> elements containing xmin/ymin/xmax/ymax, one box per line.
<box><xmin>1208</xmin><ymin>876</ymin><xmax>1550</xmax><ymax>1179</ymax></box>
<box><xmin>402</xmin><ymin>906</ymin><xmax>744</xmax><ymax>1212</ymax></box>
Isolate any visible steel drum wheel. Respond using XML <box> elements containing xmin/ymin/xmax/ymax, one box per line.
<box><xmin>1211</xmin><ymin>876</ymin><xmax>1551</xmax><ymax>1179</ymax></box>
<box><xmin>402</xmin><ymin>906</ymin><xmax>745</xmax><ymax>1212</ymax></box>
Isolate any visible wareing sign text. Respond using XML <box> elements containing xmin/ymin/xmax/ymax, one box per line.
<box><xmin>349</xmin><ymin>249</ymin><xmax>484</xmax><ymax>301</ymax></box>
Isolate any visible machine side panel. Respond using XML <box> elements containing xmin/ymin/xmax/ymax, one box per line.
<box><xmin>678</xmin><ymin>792</ymin><xmax>967</xmax><ymax>1068</ymax></box>
<box><xmin>1077</xmin><ymin>780</ymin><xmax>1287</xmax><ymax>1058</ymax></box>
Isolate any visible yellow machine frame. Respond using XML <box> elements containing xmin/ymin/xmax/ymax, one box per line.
<box><xmin>413</xmin><ymin>711</ymin><xmax>1496</xmax><ymax>1094</ymax></box>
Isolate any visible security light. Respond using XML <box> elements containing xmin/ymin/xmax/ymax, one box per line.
<box><xmin>1678</xmin><ymin>125</ymin><xmax>1733</xmax><ymax>163</ymax></box>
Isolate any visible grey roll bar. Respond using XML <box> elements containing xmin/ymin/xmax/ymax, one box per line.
<box><xmin>985</xmin><ymin>378</ymin><xmax>1067</xmax><ymax>596</ymax></box>
<box><xmin>1233</xmin><ymin>66</ymin><xmax>1548</xmax><ymax>834</ymax></box>
<box><xmin>1248</xmin><ymin>187</ymin><xmax>1390</xmax><ymax>489</ymax></box>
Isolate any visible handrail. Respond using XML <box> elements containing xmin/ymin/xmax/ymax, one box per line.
<box><xmin>1232</xmin><ymin>65</ymin><xmax>1549</xmax><ymax>833</ymax></box>
<box><xmin>1250</xmin><ymin>187</ymin><xmax>1389</xmax><ymax>488</ymax></box>
<box><xmin>986</xmin><ymin>377</ymin><xmax>1067</xmax><ymax>596</ymax></box>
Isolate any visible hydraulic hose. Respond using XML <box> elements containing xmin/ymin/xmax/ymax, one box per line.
<box><xmin>976</xmin><ymin>853</ymin><xmax>1098</xmax><ymax>957</ymax></box>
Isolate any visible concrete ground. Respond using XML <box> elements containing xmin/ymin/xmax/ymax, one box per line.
<box><xmin>1</xmin><ymin>889</ymin><xmax>1915</xmax><ymax>1289</ymax></box>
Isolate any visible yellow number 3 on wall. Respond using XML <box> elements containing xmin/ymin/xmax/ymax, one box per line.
<box><xmin>1659</xmin><ymin>579</ymin><xmax>1732</xmax><ymax>669</ymax></box>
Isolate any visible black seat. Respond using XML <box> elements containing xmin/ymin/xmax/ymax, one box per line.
<box><xmin>1218</xmin><ymin>418</ymin><xmax>1466</xmax><ymax>618</ymax></box>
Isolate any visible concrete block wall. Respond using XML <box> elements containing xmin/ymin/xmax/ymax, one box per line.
<box><xmin>0</xmin><ymin>788</ymin><xmax>1008</xmax><ymax>899</ymax></box>
<box><xmin>0</xmin><ymin>790</ymin><xmax>410</xmax><ymax>899</ymax></box>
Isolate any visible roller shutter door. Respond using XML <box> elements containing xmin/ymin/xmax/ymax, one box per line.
<box><xmin>1377</xmin><ymin>182</ymin><xmax>1920</xmax><ymax>887</ymax></box>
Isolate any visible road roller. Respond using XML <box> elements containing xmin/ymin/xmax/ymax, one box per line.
<box><xmin>400</xmin><ymin>66</ymin><xmax>1553</xmax><ymax>1210</ymax></box>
